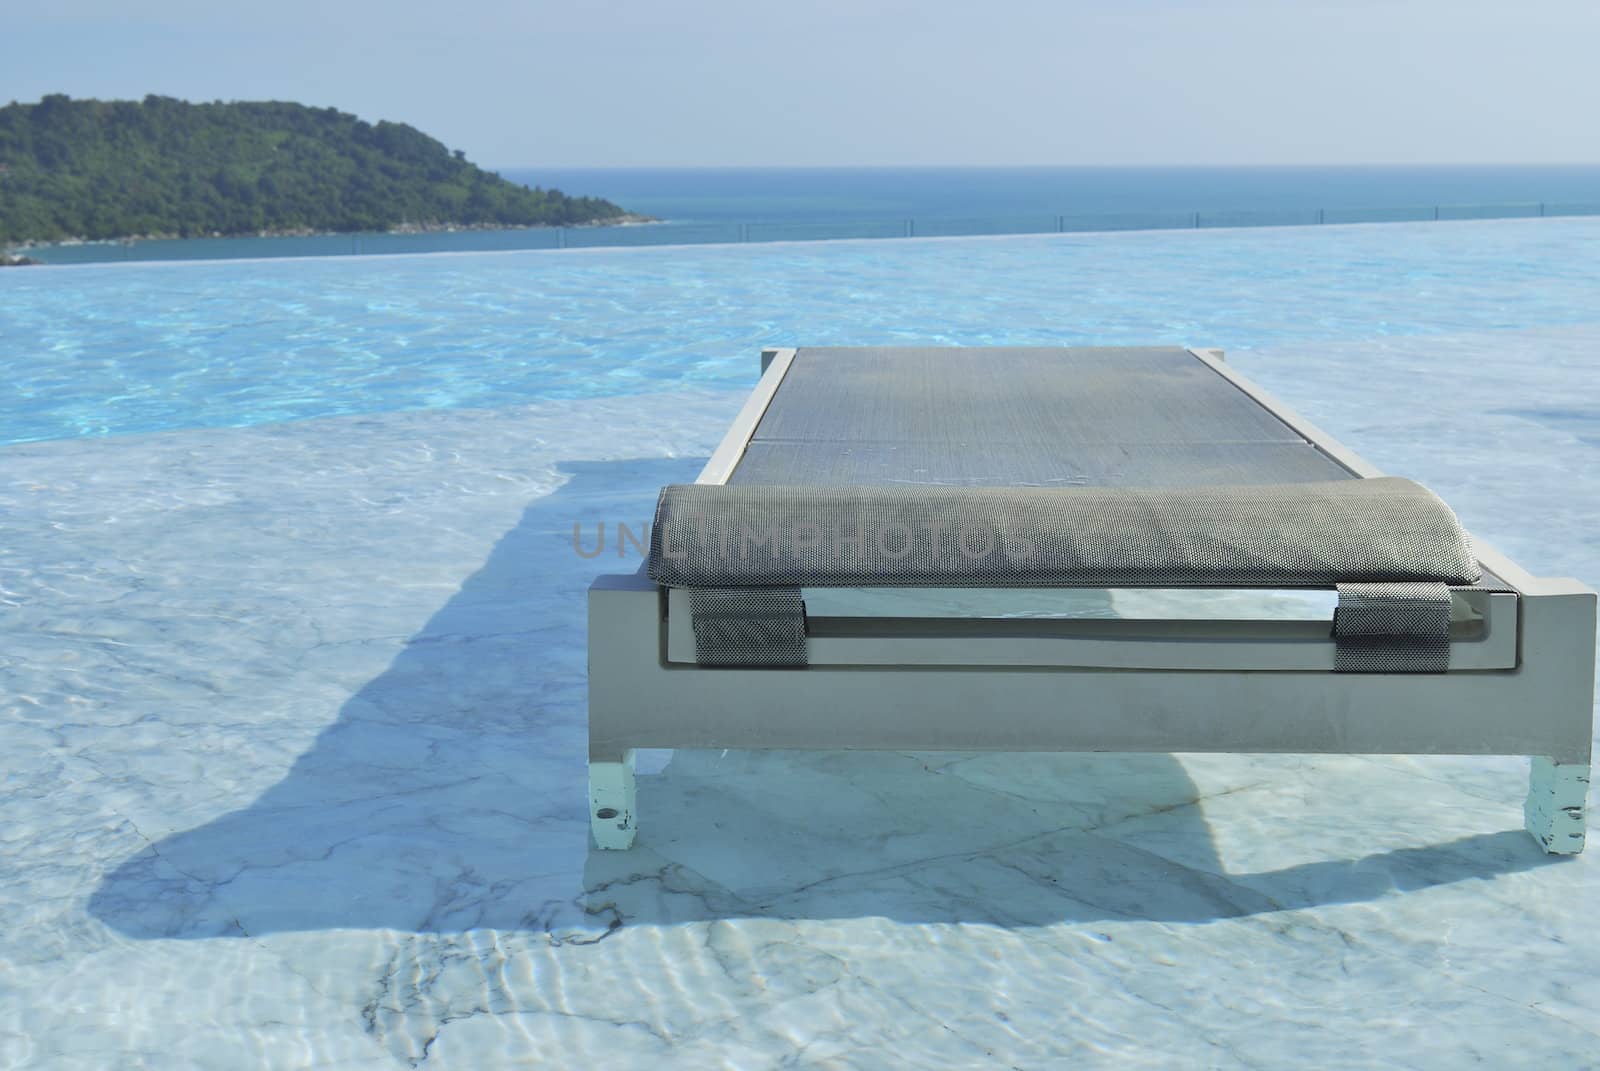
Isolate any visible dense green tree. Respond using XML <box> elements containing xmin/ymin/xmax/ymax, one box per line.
<box><xmin>0</xmin><ymin>96</ymin><xmax>629</xmax><ymax>243</ymax></box>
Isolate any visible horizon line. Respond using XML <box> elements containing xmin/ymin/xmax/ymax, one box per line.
<box><xmin>491</xmin><ymin>160</ymin><xmax>1600</xmax><ymax>172</ymax></box>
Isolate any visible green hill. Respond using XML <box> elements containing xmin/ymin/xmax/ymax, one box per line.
<box><xmin>0</xmin><ymin>95</ymin><xmax>631</xmax><ymax>244</ymax></box>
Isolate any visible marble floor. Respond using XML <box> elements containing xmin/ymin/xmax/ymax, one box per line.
<box><xmin>4</xmin><ymin>322</ymin><xmax>1600</xmax><ymax>1067</ymax></box>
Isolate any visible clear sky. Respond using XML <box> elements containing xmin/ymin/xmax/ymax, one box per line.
<box><xmin>8</xmin><ymin>0</ymin><xmax>1599</xmax><ymax>169</ymax></box>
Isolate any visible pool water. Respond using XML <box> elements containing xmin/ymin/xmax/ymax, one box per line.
<box><xmin>4</xmin><ymin>218</ymin><xmax>1599</xmax><ymax>446</ymax></box>
<box><xmin>3</xmin><ymin>219</ymin><xmax>1599</xmax><ymax>1069</ymax></box>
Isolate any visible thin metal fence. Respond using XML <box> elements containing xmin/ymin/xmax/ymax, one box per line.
<box><xmin>16</xmin><ymin>200</ymin><xmax>1600</xmax><ymax>265</ymax></box>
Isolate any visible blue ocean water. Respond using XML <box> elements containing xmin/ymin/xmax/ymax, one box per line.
<box><xmin>17</xmin><ymin>165</ymin><xmax>1600</xmax><ymax>264</ymax></box>
<box><xmin>506</xmin><ymin>164</ymin><xmax>1600</xmax><ymax>225</ymax></box>
<box><xmin>4</xmin><ymin>216</ymin><xmax>1600</xmax><ymax>445</ymax></box>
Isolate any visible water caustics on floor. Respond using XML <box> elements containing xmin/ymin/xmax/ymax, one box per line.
<box><xmin>3</xmin><ymin>218</ymin><xmax>1600</xmax><ymax>1069</ymax></box>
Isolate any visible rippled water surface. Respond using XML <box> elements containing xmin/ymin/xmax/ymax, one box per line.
<box><xmin>4</xmin><ymin>218</ymin><xmax>1600</xmax><ymax>444</ymax></box>
<box><xmin>3</xmin><ymin>219</ymin><xmax>1600</xmax><ymax>1069</ymax></box>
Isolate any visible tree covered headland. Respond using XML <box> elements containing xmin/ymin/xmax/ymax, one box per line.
<box><xmin>0</xmin><ymin>95</ymin><xmax>630</xmax><ymax>243</ymax></box>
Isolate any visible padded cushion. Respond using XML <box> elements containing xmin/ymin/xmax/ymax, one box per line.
<box><xmin>648</xmin><ymin>478</ymin><xmax>1481</xmax><ymax>589</ymax></box>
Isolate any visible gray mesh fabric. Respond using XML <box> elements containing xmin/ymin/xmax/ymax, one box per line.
<box><xmin>730</xmin><ymin>347</ymin><xmax>1353</xmax><ymax>488</ymax></box>
<box><xmin>1333</xmin><ymin>582</ymin><xmax>1453</xmax><ymax>673</ymax></box>
<box><xmin>732</xmin><ymin>440</ymin><xmax>1351</xmax><ymax>489</ymax></box>
<box><xmin>687</xmin><ymin>588</ymin><xmax>808</xmax><ymax>667</ymax></box>
<box><xmin>649</xmin><ymin>478</ymin><xmax>1481</xmax><ymax>590</ymax></box>
<box><xmin>667</xmin><ymin>347</ymin><xmax>1482</xmax><ymax>668</ymax></box>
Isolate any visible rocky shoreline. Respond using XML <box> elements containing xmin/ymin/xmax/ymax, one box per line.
<box><xmin>387</xmin><ymin>214</ymin><xmax>657</xmax><ymax>235</ymax></box>
<box><xmin>3</xmin><ymin>213</ymin><xmax>659</xmax><ymax>258</ymax></box>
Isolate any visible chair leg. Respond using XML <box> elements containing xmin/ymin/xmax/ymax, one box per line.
<box><xmin>1524</xmin><ymin>757</ymin><xmax>1589</xmax><ymax>855</ymax></box>
<box><xmin>589</xmin><ymin>750</ymin><xmax>637</xmax><ymax>850</ymax></box>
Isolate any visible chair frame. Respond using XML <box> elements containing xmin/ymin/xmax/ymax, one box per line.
<box><xmin>587</xmin><ymin>347</ymin><xmax>1595</xmax><ymax>853</ymax></box>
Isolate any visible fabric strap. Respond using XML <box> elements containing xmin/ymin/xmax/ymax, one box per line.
<box><xmin>687</xmin><ymin>588</ymin><xmax>808</xmax><ymax>667</ymax></box>
<box><xmin>1332</xmin><ymin>582</ymin><xmax>1453</xmax><ymax>673</ymax></box>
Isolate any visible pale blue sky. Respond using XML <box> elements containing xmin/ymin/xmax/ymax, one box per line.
<box><xmin>8</xmin><ymin>1</ymin><xmax>1599</xmax><ymax>168</ymax></box>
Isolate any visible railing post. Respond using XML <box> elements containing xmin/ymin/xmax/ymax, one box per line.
<box><xmin>1193</xmin><ymin>211</ymin><xmax>1201</xmax><ymax>229</ymax></box>
<box><xmin>1540</xmin><ymin>202</ymin><xmax>1546</xmax><ymax>218</ymax></box>
<box><xmin>1057</xmin><ymin>214</ymin><xmax>1064</xmax><ymax>232</ymax></box>
<box><xmin>1318</xmin><ymin>208</ymin><xmax>1325</xmax><ymax>224</ymax></box>
<box><xmin>1434</xmin><ymin>206</ymin><xmax>1440</xmax><ymax>221</ymax></box>
<box><xmin>558</xmin><ymin>228</ymin><xmax>566</xmax><ymax>249</ymax></box>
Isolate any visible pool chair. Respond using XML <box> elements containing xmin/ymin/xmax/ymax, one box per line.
<box><xmin>587</xmin><ymin>346</ymin><xmax>1595</xmax><ymax>853</ymax></box>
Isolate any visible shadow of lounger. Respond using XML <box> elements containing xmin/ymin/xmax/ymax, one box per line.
<box><xmin>89</xmin><ymin>459</ymin><xmax>1561</xmax><ymax>941</ymax></box>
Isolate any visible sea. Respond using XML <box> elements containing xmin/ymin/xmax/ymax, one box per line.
<box><xmin>511</xmin><ymin>164</ymin><xmax>1600</xmax><ymax>225</ymax></box>
<box><xmin>16</xmin><ymin>164</ymin><xmax>1600</xmax><ymax>265</ymax></box>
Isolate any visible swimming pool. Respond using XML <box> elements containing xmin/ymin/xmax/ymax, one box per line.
<box><xmin>3</xmin><ymin>219</ymin><xmax>1599</xmax><ymax>1068</ymax></box>
<box><xmin>4</xmin><ymin>217</ymin><xmax>1599</xmax><ymax>445</ymax></box>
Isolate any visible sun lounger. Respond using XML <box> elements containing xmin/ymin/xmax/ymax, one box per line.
<box><xmin>587</xmin><ymin>346</ymin><xmax>1595</xmax><ymax>852</ymax></box>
